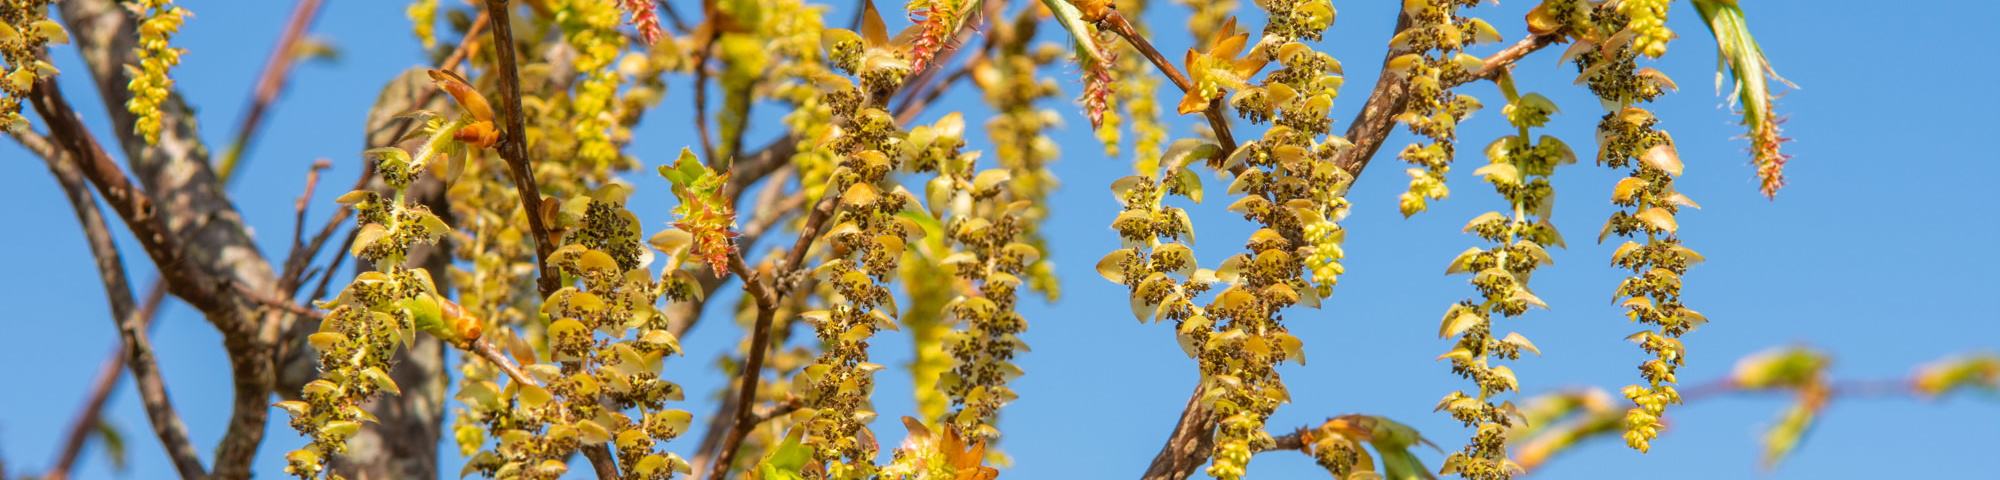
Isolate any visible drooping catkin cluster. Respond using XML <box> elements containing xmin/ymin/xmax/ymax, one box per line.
<box><xmin>406</xmin><ymin>0</ymin><xmax>436</xmax><ymax>48</ymax></box>
<box><xmin>1432</xmin><ymin>72</ymin><xmax>1573</xmax><ymax>480</ymax></box>
<box><xmin>283</xmin><ymin>135</ymin><xmax>461</xmax><ymax>480</ymax></box>
<box><xmin>123</xmin><ymin>0</ymin><xmax>188</xmax><ymax>145</ymax></box>
<box><xmin>1389</xmin><ymin>0</ymin><xmax>1497</xmax><ymax>217</ymax></box>
<box><xmin>904</xmin><ymin>112</ymin><xmax>1035</xmax><ymax>440</ymax></box>
<box><xmin>1568</xmin><ymin>1</ymin><xmax>1704</xmax><ymax>454</ymax></box>
<box><xmin>793</xmin><ymin>16</ymin><xmax>926</xmax><ymax>476</ymax></box>
<box><xmin>1194</xmin><ymin>5</ymin><xmax>1349</xmax><ymax>477</ymax></box>
<box><xmin>458</xmin><ymin>235</ymin><xmax>696</xmax><ymax>480</ymax></box>
<box><xmin>555</xmin><ymin>0</ymin><xmax>627</xmax><ymax>167</ymax></box>
<box><xmin>457</xmin><ymin>231</ymin><xmax>694</xmax><ymax>480</ymax></box>
<box><xmin>1101</xmin><ymin>0</ymin><xmax>1167</xmax><ymax>165</ymax></box>
<box><xmin>972</xmin><ymin>15</ymin><xmax>1063</xmax><ymax>298</ymax></box>
<box><xmin>1</xmin><ymin>0</ymin><xmax>62</xmax><ymax>132</ymax></box>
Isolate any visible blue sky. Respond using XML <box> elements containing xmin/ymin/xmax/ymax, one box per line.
<box><xmin>2</xmin><ymin>1</ymin><xmax>1994</xmax><ymax>479</ymax></box>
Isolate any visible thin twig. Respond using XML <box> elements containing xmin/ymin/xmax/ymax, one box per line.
<box><xmin>279</xmin><ymin>160</ymin><xmax>332</xmax><ymax>294</ymax></box>
<box><xmin>658</xmin><ymin>0</ymin><xmax>690</xmax><ymax>33</ymax></box>
<box><xmin>1332</xmin><ymin>30</ymin><xmax>1560</xmax><ymax>178</ymax></box>
<box><xmin>50</xmin><ymin>347</ymin><xmax>122</xmax><ymax>480</ymax></box>
<box><xmin>472</xmin><ymin>337</ymin><xmax>542</xmax><ymax>389</ymax></box>
<box><xmin>692</xmin><ymin>25</ymin><xmax>720</xmax><ymax>164</ymax></box>
<box><xmin>284</xmin><ymin>11</ymin><xmax>485</xmax><ymax>298</ymax></box>
<box><xmin>233</xmin><ymin>281</ymin><xmax>327</xmax><ymax>320</ymax></box>
<box><xmin>1100</xmin><ymin>10</ymin><xmax>1238</xmax><ymax>154</ymax></box>
<box><xmin>217</xmin><ymin>0</ymin><xmax>327</xmax><ymax>180</ymax></box>
<box><xmin>303</xmin><ymin>221</ymin><xmax>357</xmax><ymax>301</ymax></box>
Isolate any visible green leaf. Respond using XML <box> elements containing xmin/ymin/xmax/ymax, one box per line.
<box><xmin>756</xmin><ymin>424</ymin><xmax>813</xmax><ymax>480</ymax></box>
<box><xmin>93</xmin><ymin>420</ymin><xmax>129</xmax><ymax>471</ymax></box>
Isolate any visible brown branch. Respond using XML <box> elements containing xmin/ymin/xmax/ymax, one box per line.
<box><xmin>686</xmin><ymin>385</ymin><xmax>742</xmax><ymax>478</ymax></box>
<box><xmin>25</xmin><ymin>70</ymin><xmax>224</xmax><ymax>319</ymax></box>
<box><xmin>472</xmin><ymin>337</ymin><xmax>542</xmax><ymax>390</ymax></box>
<box><xmin>24</xmin><ymin>129</ymin><xmax>207</xmax><ymax>480</ymax></box>
<box><xmin>692</xmin><ymin>2</ymin><xmax>721</xmax><ymax>164</ymax></box>
<box><xmin>233</xmin><ymin>281</ymin><xmax>327</xmax><ymax>320</ymax></box>
<box><xmin>1140</xmin><ymin>384</ymin><xmax>1215</xmax><ymax>480</ymax></box>
<box><xmin>278</xmin><ymin>160</ymin><xmax>333</xmax><ymax>296</ymax></box>
<box><xmin>217</xmin><ymin>0</ymin><xmax>327</xmax><ymax>180</ymax></box>
<box><xmin>706</xmin><ymin>250</ymin><xmax>781</xmax><ymax>480</ymax></box>
<box><xmin>484</xmin><ymin>2</ymin><xmax>613</xmax><ymax>477</ymax></box>
<box><xmin>718</xmin><ymin>135</ymin><xmax>799</xmax><ymax>205</ymax></box>
<box><xmin>742</xmin><ymin>192</ymin><xmax>808</xmax><ymax>243</ymax></box>
<box><xmin>284</xmin><ymin>12</ymin><xmax>485</xmax><ymax>299</ymax></box>
<box><xmin>1135</xmin><ymin>20</ymin><xmax>1563</xmax><ymax>479</ymax></box>
<box><xmin>50</xmin><ymin>347</ymin><xmax>122</xmax><ymax>480</ymax></box>
<box><xmin>686</xmin><ymin>13</ymin><xmax>1003</xmax><ymax>474</ymax></box>
<box><xmin>41</xmin><ymin>278</ymin><xmax>171</xmax><ymax>480</ymax></box>
<box><xmin>1332</xmin><ymin>30</ymin><xmax>1560</xmax><ymax>178</ymax></box>
<box><xmin>658</xmin><ymin>0</ymin><xmax>691</xmax><ymax>33</ymax></box>
<box><xmin>441</xmin><ymin>11</ymin><xmax>490</xmax><ymax>72</ymax></box>
<box><xmin>1100</xmin><ymin>10</ymin><xmax>1238</xmax><ymax>153</ymax></box>
<box><xmin>482</xmin><ymin>0</ymin><xmax>561</xmax><ymax>300</ymax></box>
<box><xmin>22</xmin><ymin>124</ymin><xmax>176</xmax><ymax>480</ymax></box>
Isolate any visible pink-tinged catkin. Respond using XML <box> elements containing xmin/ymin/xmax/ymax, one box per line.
<box><xmin>1752</xmin><ymin>104</ymin><xmax>1792</xmax><ymax>199</ymax></box>
<box><xmin>906</xmin><ymin>0</ymin><xmax>964</xmax><ymax>74</ymax></box>
<box><xmin>1082</xmin><ymin>38</ymin><xmax>1117</xmax><ymax>130</ymax></box>
<box><xmin>618</xmin><ymin>0</ymin><xmax>664</xmax><ymax>45</ymax></box>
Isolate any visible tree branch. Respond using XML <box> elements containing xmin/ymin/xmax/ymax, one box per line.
<box><xmin>1135</xmin><ymin>20</ymin><xmax>1563</xmax><ymax>480</ymax></box>
<box><xmin>25</xmin><ymin>75</ymin><xmax>223</xmax><ymax>315</ymax></box>
<box><xmin>705</xmin><ymin>250</ymin><xmax>781</xmax><ymax>480</ymax></box>
<box><xmin>56</xmin><ymin>2</ymin><xmax>302</xmax><ymax>475</ymax></box>
<box><xmin>24</xmin><ymin>129</ymin><xmax>207</xmax><ymax>480</ymax></box>
<box><xmin>216</xmin><ymin>0</ymin><xmax>327</xmax><ymax>180</ymax></box>
<box><xmin>481</xmin><ymin>3</ymin><xmax>617</xmax><ymax>477</ymax></box>
<box><xmin>1100</xmin><ymin>10</ymin><xmax>1238</xmax><ymax>153</ymax></box>
<box><xmin>482</xmin><ymin>0</ymin><xmax>562</xmax><ymax>300</ymax></box>
<box><xmin>692</xmin><ymin>4</ymin><xmax>721</xmax><ymax>164</ymax></box>
<box><xmin>1332</xmin><ymin>30</ymin><xmax>1560</xmax><ymax>178</ymax></box>
<box><xmin>1140</xmin><ymin>384</ymin><xmax>1215</xmax><ymax>480</ymax></box>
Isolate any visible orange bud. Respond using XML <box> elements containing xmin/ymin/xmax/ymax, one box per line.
<box><xmin>454</xmin><ymin>315</ymin><xmax>484</xmax><ymax>344</ymax></box>
<box><xmin>427</xmin><ymin>69</ymin><xmax>495</xmax><ymax>122</ymax></box>
<box><xmin>454</xmin><ymin>120</ymin><xmax>501</xmax><ymax>149</ymax></box>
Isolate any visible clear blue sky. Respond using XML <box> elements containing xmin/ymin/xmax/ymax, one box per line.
<box><xmin>2</xmin><ymin>1</ymin><xmax>1994</xmax><ymax>479</ymax></box>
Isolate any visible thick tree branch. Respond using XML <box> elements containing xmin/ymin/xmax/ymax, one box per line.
<box><xmin>1140</xmin><ymin>384</ymin><xmax>1215</xmax><ymax>480</ymax></box>
<box><xmin>25</xmin><ymin>76</ymin><xmax>223</xmax><ymax>315</ymax></box>
<box><xmin>57</xmin><ymin>2</ymin><xmax>299</xmax><ymax>476</ymax></box>
<box><xmin>1332</xmin><ymin>30</ymin><xmax>1560</xmax><ymax>178</ymax></box>
<box><xmin>25</xmin><ymin>130</ymin><xmax>207</xmax><ymax>480</ymax></box>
